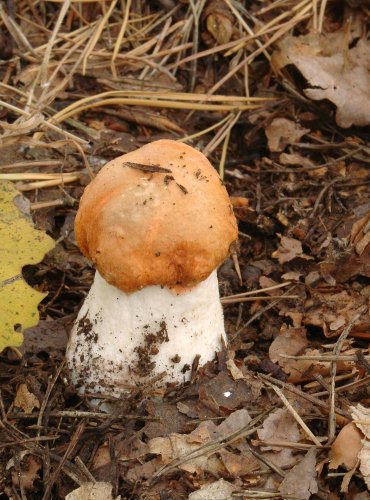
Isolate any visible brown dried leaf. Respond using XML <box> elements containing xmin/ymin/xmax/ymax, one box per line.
<box><xmin>351</xmin><ymin>212</ymin><xmax>370</xmax><ymax>257</ymax></box>
<box><xmin>272</xmin><ymin>236</ymin><xmax>312</xmax><ymax>264</ymax></box>
<box><xmin>279</xmin><ymin>152</ymin><xmax>327</xmax><ymax>176</ymax></box>
<box><xmin>269</xmin><ymin>325</ymin><xmax>308</xmax><ymax>376</ymax></box>
<box><xmin>217</xmin><ymin>409</ymin><xmax>252</xmax><ymax>436</ymax></box>
<box><xmin>125</xmin><ymin>457</ymin><xmax>162</xmax><ymax>483</ymax></box>
<box><xmin>148</xmin><ymin>433</ymin><xmax>208</xmax><ymax>473</ymax></box>
<box><xmin>188</xmin><ymin>420</ymin><xmax>219</xmax><ymax>444</ymax></box>
<box><xmin>256</xmin><ymin>408</ymin><xmax>301</xmax><ymax>468</ymax></box>
<box><xmin>65</xmin><ymin>482</ymin><xmax>115</xmax><ymax>500</ymax></box>
<box><xmin>14</xmin><ymin>383</ymin><xmax>40</xmax><ymax>413</ymax></box>
<box><xmin>142</xmin><ymin>400</ymin><xmax>189</xmax><ymax>439</ymax></box>
<box><xmin>258</xmin><ymin>408</ymin><xmax>301</xmax><ymax>450</ymax></box>
<box><xmin>265</xmin><ymin>118</ymin><xmax>310</xmax><ymax>152</ymax></box>
<box><xmin>304</xmin><ymin>289</ymin><xmax>370</xmax><ymax>338</ymax></box>
<box><xmin>351</xmin><ymin>404</ymin><xmax>370</xmax><ymax>439</ymax></box>
<box><xmin>188</xmin><ymin>478</ymin><xmax>236</xmax><ymax>499</ymax></box>
<box><xmin>273</xmin><ymin>33</ymin><xmax>370</xmax><ymax>128</ymax></box>
<box><xmin>279</xmin><ymin>449</ymin><xmax>318</xmax><ymax>499</ymax></box>
<box><xmin>219</xmin><ymin>449</ymin><xmax>260</xmax><ymax>477</ymax></box>
<box><xmin>10</xmin><ymin>454</ymin><xmax>42</xmax><ymax>491</ymax></box>
<box><xmin>358</xmin><ymin>441</ymin><xmax>370</xmax><ymax>489</ymax></box>
<box><xmin>330</xmin><ymin>423</ymin><xmax>363</xmax><ymax>470</ymax></box>
<box><xmin>226</xmin><ymin>357</ymin><xmax>245</xmax><ymax>380</ymax></box>
<box><xmin>351</xmin><ymin>403</ymin><xmax>370</xmax><ymax>487</ymax></box>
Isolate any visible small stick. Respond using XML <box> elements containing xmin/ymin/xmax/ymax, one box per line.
<box><xmin>7</xmin><ymin>410</ymin><xmax>159</xmax><ymax>421</ymax></box>
<box><xmin>37</xmin><ymin>362</ymin><xmax>65</xmax><ymax>437</ymax></box>
<box><xmin>42</xmin><ymin>421</ymin><xmax>85</xmax><ymax>500</ymax></box>
<box><xmin>0</xmin><ymin>435</ymin><xmax>60</xmax><ymax>449</ymax></box>
<box><xmin>123</xmin><ymin>162</ymin><xmax>172</xmax><ymax>174</ymax></box>
<box><xmin>74</xmin><ymin>456</ymin><xmax>96</xmax><ymax>483</ymax></box>
<box><xmin>222</xmin><ymin>295</ymin><xmax>299</xmax><ymax>304</ymax></box>
<box><xmin>219</xmin><ymin>124</ymin><xmax>231</xmax><ymax>180</ymax></box>
<box><xmin>30</xmin><ymin>200</ymin><xmax>66</xmax><ymax>210</ymax></box>
<box><xmin>222</xmin><ymin>281</ymin><xmax>291</xmax><ymax>300</ymax></box>
<box><xmin>258</xmin><ymin>373</ymin><xmax>349</xmax><ymax>419</ymax></box>
<box><xmin>328</xmin><ymin>306</ymin><xmax>367</xmax><ymax>441</ymax></box>
<box><xmin>17</xmin><ymin>176</ymin><xmax>81</xmax><ymax>191</ymax></box>
<box><xmin>0</xmin><ymin>160</ymin><xmax>63</xmax><ymax>170</ymax></box>
<box><xmin>313</xmin><ymin>375</ymin><xmax>370</xmax><ymax>397</ymax></box>
<box><xmin>281</xmin><ymin>353</ymin><xmax>370</xmax><ymax>362</ymax></box>
<box><xmin>254</xmin><ymin>439</ymin><xmax>329</xmax><ymax>450</ymax></box>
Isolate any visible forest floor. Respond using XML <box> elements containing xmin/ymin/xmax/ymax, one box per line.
<box><xmin>0</xmin><ymin>0</ymin><xmax>369</xmax><ymax>498</ymax></box>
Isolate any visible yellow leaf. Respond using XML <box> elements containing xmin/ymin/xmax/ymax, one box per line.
<box><xmin>0</xmin><ymin>182</ymin><xmax>55</xmax><ymax>352</ymax></box>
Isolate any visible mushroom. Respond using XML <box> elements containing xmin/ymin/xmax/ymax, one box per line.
<box><xmin>66</xmin><ymin>139</ymin><xmax>238</xmax><ymax>397</ymax></box>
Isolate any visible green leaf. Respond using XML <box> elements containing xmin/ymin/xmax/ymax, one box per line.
<box><xmin>0</xmin><ymin>182</ymin><xmax>55</xmax><ymax>351</ymax></box>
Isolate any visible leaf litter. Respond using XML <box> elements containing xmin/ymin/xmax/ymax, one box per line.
<box><xmin>0</xmin><ymin>0</ymin><xmax>369</xmax><ymax>498</ymax></box>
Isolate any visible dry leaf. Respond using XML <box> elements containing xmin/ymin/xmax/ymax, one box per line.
<box><xmin>304</xmin><ymin>289</ymin><xmax>370</xmax><ymax>338</ymax></box>
<box><xmin>219</xmin><ymin>449</ymin><xmax>260</xmax><ymax>477</ymax></box>
<box><xmin>257</xmin><ymin>408</ymin><xmax>301</xmax><ymax>468</ymax></box>
<box><xmin>269</xmin><ymin>325</ymin><xmax>308</xmax><ymax>380</ymax></box>
<box><xmin>226</xmin><ymin>357</ymin><xmax>245</xmax><ymax>380</ymax></box>
<box><xmin>258</xmin><ymin>408</ymin><xmax>301</xmax><ymax>450</ymax></box>
<box><xmin>65</xmin><ymin>482</ymin><xmax>115</xmax><ymax>500</ymax></box>
<box><xmin>351</xmin><ymin>404</ymin><xmax>370</xmax><ymax>439</ymax></box>
<box><xmin>230</xmin><ymin>196</ymin><xmax>249</xmax><ymax>208</ymax></box>
<box><xmin>272</xmin><ymin>236</ymin><xmax>312</xmax><ymax>264</ymax></box>
<box><xmin>265</xmin><ymin>118</ymin><xmax>310</xmax><ymax>152</ymax></box>
<box><xmin>126</xmin><ymin>458</ymin><xmax>162</xmax><ymax>483</ymax></box>
<box><xmin>10</xmin><ymin>454</ymin><xmax>42</xmax><ymax>491</ymax></box>
<box><xmin>279</xmin><ymin>152</ymin><xmax>327</xmax><ymax>176</ymax></box>
<box><xmin>188</xmin><ymin>478</ymin><xmax>235</xmax><ymax>499</ymax></box>
<box><xmin>273</xmin><ymin>33</ymin><xmax>370</xmax><ymax>128</ymax></box>
<box><xmin>14</xmin><ymin>384</ymin><xmax>40</xmax><ymax>413</ymax></box>
<box><xmin>351</xmin><ymin>404</ymin><xmax>370</xmax><ymax>488</ymax></box>
<box><xmin>282</xmin><ymin>271</ymin><xmax>303</xmax><ymax>282</ymax></box>
<box><xmin>350</xmin><ymin>212</ymin><xmax>370</xmax><ymax>257</ymax></box>
<box><xmin>148</xmin><ymin>433</ymin><xmax>209</xmax><ymax>474</ymax></box>
<box><xmin>217</xmin><ymin>409</ymin><xmax>252</xmax><ymax>436</ymax></box>
<box><xmin>358</xmin><ymin>441</ymin><xmax>370</xmax><ymax>489</ymax></box>
<box><xmin>283</xmin><ymin>310</ymin><xmax>304</xmax><ymax>327</ymax></box>
<box><xmin>330</xmin><ymin>423</ymin><xmax>363</xmax><ymax>470</ymax></box>
<box><xmin>279</xmin><ymin>449</ymin><xmax>318</xmax><ymax>499</ymax></box>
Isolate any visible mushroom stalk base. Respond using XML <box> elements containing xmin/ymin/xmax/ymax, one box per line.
<box><xmin>66</xmin><ymin>271</ymin><xmax>226</xmax><ymax>397</ymax></box>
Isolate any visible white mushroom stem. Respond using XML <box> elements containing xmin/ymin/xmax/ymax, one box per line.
<box><xmin>66</xmin><ymin>270</ymin><xmax>226</xmax><ymax>397</ymax></box>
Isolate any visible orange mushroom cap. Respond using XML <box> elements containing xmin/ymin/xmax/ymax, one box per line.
<box><xmin>75</xmin><ymin>139</ymin><xmax>238</xmax><ymax>292</ymax></box>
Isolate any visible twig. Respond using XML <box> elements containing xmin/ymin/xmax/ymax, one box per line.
<box><xmin>257</xmin><ymin>373</ymin><xmax>349</xmax><ymax>419</ymax></box>
<box><xmin>37</xmin><ymin>362</ymin><xmax>65</xmax><ymax>437</ymax></box>
<box><xmin>7</xmin><ymin>410</ymin><xmax>159</xmax><ymax>421</ymax></box>
<box><xmin>281</xmin><ymin>354</ymin><xmax>370</xmax><ymax>362</ymax></box>
<box><xmin>223</xmin><ymin>281</ymin><xmax>292</xmax><ymax>300</ymax></box>
<box><xmin>42</xmin><ymin>421</ymin><xmax>85</xmax><ymax>500</ymax></box>
<box><xmin>222</xmin><ymin>295</ymin><xmax>299</xmax><ymax>304</ymax></box>
<box><xmin>328</xmin><ymin>306</ymin><xmax>367</xmax><ymax>441</ymax></box>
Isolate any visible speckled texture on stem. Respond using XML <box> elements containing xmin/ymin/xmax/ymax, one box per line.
<box><xmin>66</xmin><ymin>270</ymin><xmax>226</xmax><ymax>397</ymax></box>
